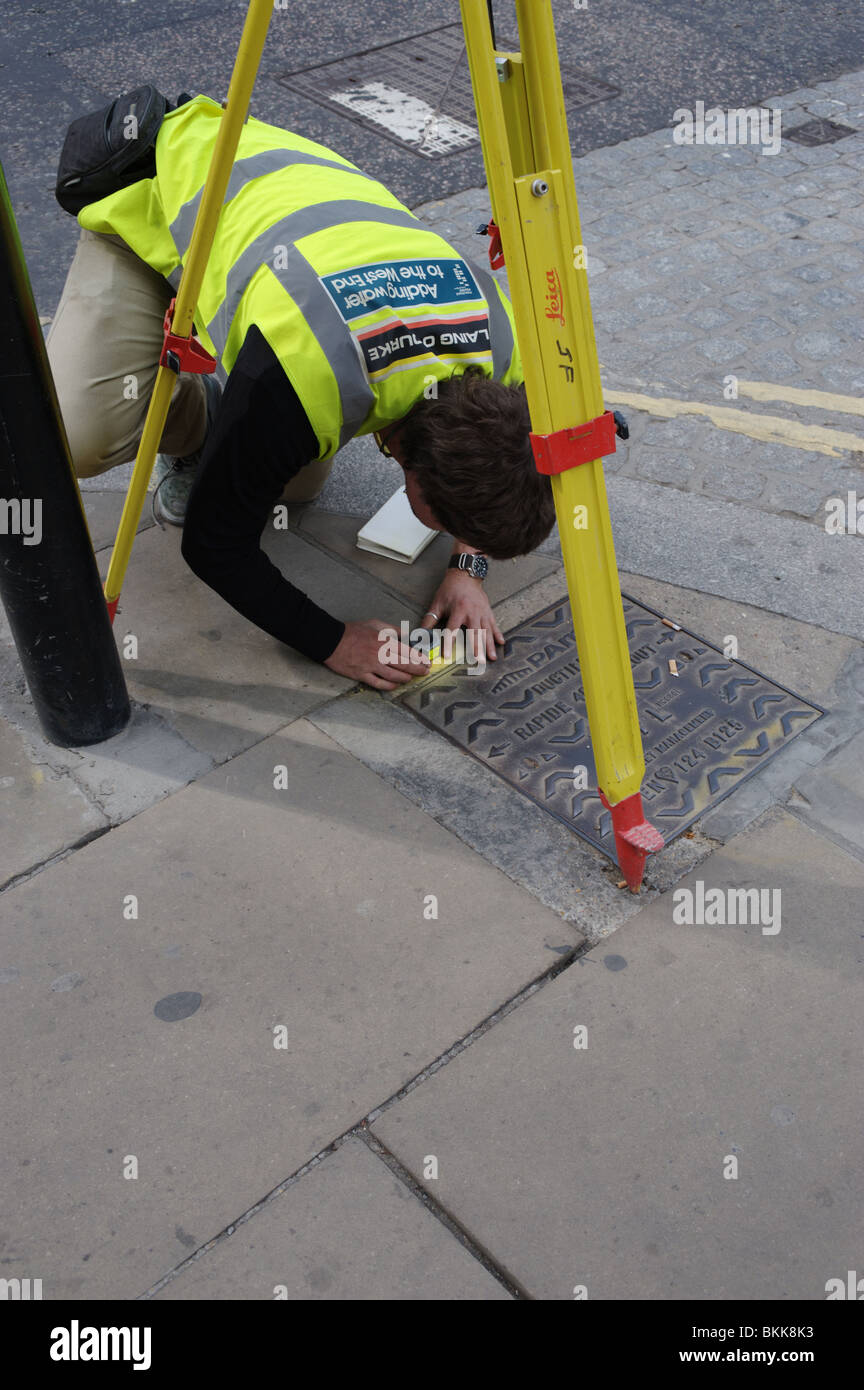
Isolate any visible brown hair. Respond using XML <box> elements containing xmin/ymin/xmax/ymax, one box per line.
<box><xmin>400</xmin><ymin>368</ymin><xmax>555</xmax><ymax>559</ymax></box>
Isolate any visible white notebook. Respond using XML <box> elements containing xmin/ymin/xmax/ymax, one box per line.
<box><xmin>356</xmin><ymin>486</ymin><xmax>439</xmax><ymax>564</ymax></box>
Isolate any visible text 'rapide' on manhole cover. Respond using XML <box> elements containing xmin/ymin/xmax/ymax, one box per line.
<box><xmin>399</xmin><ymin>595</ymin><xmax>823</xmax><ymax>860</ymax></box>
<box><xmin>276</xmin><ymin>24</ymin><xmax>620</xmax><ymax>158</ymax></box>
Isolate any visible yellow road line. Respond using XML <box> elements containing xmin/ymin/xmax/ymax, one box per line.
<box><xmin>603</xmin><ymin>389</ymin><xmax>864</xmax><ymax>458</ymax></box>
<box><xmin>735</xmin><ymin>379</ymin><xmax>864</xmax><ymax>419</ymax></box>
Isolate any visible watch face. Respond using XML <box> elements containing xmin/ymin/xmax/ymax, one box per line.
<box><xmin>473</xmin><ymin>555</ymin><xmax>489</xmax><ymax>579</ymax></box>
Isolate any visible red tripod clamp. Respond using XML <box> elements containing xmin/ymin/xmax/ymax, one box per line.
<box><xmin>486</xmin><ymin>219</ymin><xmax>505</xmax><ymax>270</ymax></box>
<box><xmin>531</xmin><ymin>409</ymin><xmax>618</xmax><ymax>475</ymax></box>
<box><xmin>159</xmin><ymin>298</ymin><xmax>217</xmax><ymax>376</ymax></box>
<box><xmin>476</xmin><ymin>218</ymin><xmax>505</xmax><ymax>270</ymax></box>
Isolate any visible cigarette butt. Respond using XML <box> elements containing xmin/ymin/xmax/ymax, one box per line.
<box><xmin>662</xmin><ymin>618</ymin><xmax>681</xmax><ymax>630</ymax></box>
<box><xmin>668</xmin><ymin>659</ymin><xmax>679</xmax><ymax>676</ymax></box>
<box><xmin>616</xmin><ymin>878</ymin><xmax>627</xmax><ymax>890</ymax></box>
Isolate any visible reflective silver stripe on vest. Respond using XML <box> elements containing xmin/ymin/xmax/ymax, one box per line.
<box><xmin>466</xmin><ymin>257</ymin><xmax>514</xmax><ymax>380</ymax></box>
<box><xmin>169</xmin><ymin>149</ymin><xmax>380</xmax><ymax>259</ymax></box>
<box><xmin>266</xmin><ymin>240</ymin><xmax>372</xmax><ymax>451</ymax></box>
<box><xmin>177</xmin><ymin>188</ymin><xmax>507</xmax><ymax>448</ymax></box>
<box><xmin>207</xmin><ymin>200</ymin><xmax>422</xmax><ymax>449</ymax></box>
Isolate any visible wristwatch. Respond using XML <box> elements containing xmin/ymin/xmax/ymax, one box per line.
<box><xmin>448</xmin><ymin>553</ymin><xmax>489</xmax><ymax>580</ymax></box>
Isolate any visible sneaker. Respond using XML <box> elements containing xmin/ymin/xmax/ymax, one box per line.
<box><xmin>152</xmin><ymin>372</ymin><xmax>222</xmax><ymax>527</ymax></box>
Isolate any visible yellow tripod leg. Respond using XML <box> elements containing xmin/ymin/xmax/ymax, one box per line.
<box><xmin>103</xmin><ymin>0</ymin><xmax>274</xmax><ymax>620</ymax></box>
<box><xmin>461</xmin><ymin>0</ymin><xmax>663</xmax><ymax>889</ymax></box>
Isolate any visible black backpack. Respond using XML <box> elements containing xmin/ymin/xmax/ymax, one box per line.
<box><xmin>55</xmin><ymin>83</ymin><xmax>191</xmax><ymax>214</ymax></box>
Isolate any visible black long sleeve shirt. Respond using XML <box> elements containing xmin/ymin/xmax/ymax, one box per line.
<box><xmin>181</xmin><ymin>325</ymin><xmax>347</xmax><ymax>664</ymax></box>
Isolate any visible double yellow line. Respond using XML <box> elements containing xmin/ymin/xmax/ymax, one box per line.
<box><xmin>604</xmin><ymin>380</ymin><xmax>864</xmax><ymax>458</ymax></box>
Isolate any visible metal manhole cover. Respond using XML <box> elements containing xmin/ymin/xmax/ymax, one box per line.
<box><xmin>276</xmin><ymin>24</ymin><xmax>619</xmax><ymax>158</ymax></box>
<box><xmin>785</xmin><ymin>119</ymin><xmax>856</xmax><ymax>146</ymax></box>
<box><xmin>400</xmin><ymin>595</ymin><xmax>823</xmax><ymax>859</ymax></box>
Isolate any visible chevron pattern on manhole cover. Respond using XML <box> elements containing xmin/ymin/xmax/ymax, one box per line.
<box><xmin>276</xmin><ymin>24</ymin><xmax>619</xmax><ymax>158</ymax></box>
<box><xmin>399</xmin><ymin>595</ymin><xmax>823</xmax><ymax>860</ymax></box>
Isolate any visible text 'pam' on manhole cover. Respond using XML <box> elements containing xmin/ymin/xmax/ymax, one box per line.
<box><xmin>276</xmin><ymin>24</ymin><xmax>619</xmax><ymax>158</ymax></box>
<box><xmin>400</xmin><ymin>595</ymin><xmax>823</xmax><ymax>860</ymax></box>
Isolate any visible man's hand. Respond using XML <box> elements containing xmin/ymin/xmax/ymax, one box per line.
<box><xmin>422</xmin><ymin>570</ymin><xmax>504</xmax><ymax>663</ymax></box>
<box><xmin>324</xmin><ymin>618</ymin><xmax>430</xmax><ymax>691</ymax></box>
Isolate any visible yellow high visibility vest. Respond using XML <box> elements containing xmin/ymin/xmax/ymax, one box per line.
<box><xmin>79</xmin><ymin>95</ymin><xmax>522</xmax><ymax>459</ymax></box>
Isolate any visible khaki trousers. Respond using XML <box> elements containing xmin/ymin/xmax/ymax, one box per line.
<box><xmin>47</xmin><ymin>228</ymin><xmax>334</xmax><ymax>502</ymax></box>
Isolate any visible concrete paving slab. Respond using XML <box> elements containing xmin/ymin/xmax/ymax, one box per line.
<box><xmin>93</xmin><ymin>519</ymin><xmax>408</xmax><ymax>764</ymax></box>
<box><xmin>294</xmin><ymin>509</ymin><xmax>559</xmax><ymax>612</ymax></box>
<box><xmin>0</xmin><ymin>718</ymin><xmax>105</xmax><ymax>888</ymax></box>
<box><xmin>0</xmin><ymin>703</ymin><xmax>211</xmax><ymax>849</ymax></box>
<box><xmin>153</xmin><ymin>1136</ymin><xmax>509</xmax><ymax>1301</ymax></box>
<box><xmin>791</xmin><ymin>727</ymin><xmax>864</xmax><ymax>861</ymax></box>
<box><xmin>607</xmin><ymin>477</ymin><xmax>864</xmax><ymax>642</ymax></box>
<box><xmin>372</xmin><ymin>811</ymin><xmax>864</xmax><ymax>1301</ymax></box>
<box><xmin>78</xmin><ymin>487</ymin><xmax>156</xmax><ymax>555</ymax></box>
<box><xmin>0</xmin><ymin>717</ymin><xmax>570</xmax><ymax>1300</ymax></box>
<box><xmin>308</xmin><ymin>684</ymin><xmax>713</xmax><ymax>934</ymax></box>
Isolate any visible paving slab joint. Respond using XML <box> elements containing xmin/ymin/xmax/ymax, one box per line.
<box><xmin>135</xmin><ymin>946</ymin><xmax>589</xmax><ymax>1299</ymax></box>
<box><xmin>783</xmin><ymin>800</ymin><xmax>864</xmax><ymax>867</ymax></box>
<box><xmin>0</xmin><ymin>824</ymin><xmax>111</xmax><ymax>897</ymax></box>
<box><xmin>283</xmin><ymin>511</ymin><xmax>431</xmax><ymax>609</ymax></box>
<box><xmin>285</xmin><ymin>506</ymin><xmax>555</xmax><ymax>618</ymax></box>
<box><xmin>356</xmin><ymin>1127</ymin><xmax>530</xmax><ymax>1300</ymax></box>
<box><xmin>137</xmin><ymin>1137</ymin><xmax>348</xmax><ymax>1300</ymax></box>
<box><xmin>365</xmin><ymin>945</ymin><xmax>588</xmax><ymax>1123</ymax></box>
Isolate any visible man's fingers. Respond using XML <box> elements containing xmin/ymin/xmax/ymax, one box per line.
<box><xmin>458</xmin><ymin>615</ymin><xmax>484</xmax><ymax>662</ymax></box>
<box><xmin>419</xmin><ymin>608</ymin><xmax>444</xmax><ymax>631</ymax></box>
<box><xmin>372</xmin><ymin>621</ymin><xmax>430</xmax><ymax>674</ymax></box>
<box><xmin>327</xmin><ymin>619</ymin><xmax>435</xmax><ymax>689</ymax></box>
<box><xmin>365</xmin><ymin>673</ymin><xmax>400</xmax><ymax>692</ymax></box>
<box><xmin>442</xmin><ymin>608</ymin><xmax>468</xmax><ymax>637</ymax></box>
<box><xmin>375</xmin><ymin>660</ymin><xmax>415</xmax><ymax>684</ymax></box>
<box><xmin>411</xmin><ymin>605</ymin><xmax>503</xmax><ymax>667</ymax></box>
<box><xmin>392</xmin><ymin>642</ymin><xmax>430</xmax><ymax>674</ymax></box>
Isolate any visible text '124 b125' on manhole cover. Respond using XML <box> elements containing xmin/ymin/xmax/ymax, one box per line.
<box><xmin>276</xmin><ymin>24</ymin><xmax>619</xmax><ymax>158</ymax></box>
<box><xmin>400</xmin><ymin>595</ymin><xmax>823</xmax><ymax>861</ymax></box>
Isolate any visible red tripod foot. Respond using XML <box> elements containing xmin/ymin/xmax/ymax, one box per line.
<box><xmin>599</xmin><ymin>790</ymin><xmax>664</xmax><ymax>893</ymax></box>
<box><xmin>105</xmin><ymin>595</ymin><xmax>119</xmax><ymax>625</ymax></box>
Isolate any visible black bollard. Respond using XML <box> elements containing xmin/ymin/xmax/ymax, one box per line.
<box><xmin>0</xmin><ymin>160</ymin><xmax>130</xmax><ymax>747</ymax></box>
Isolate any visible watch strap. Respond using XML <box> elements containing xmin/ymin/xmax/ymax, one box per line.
<box><xmin>448</xmin><ymin>553</ymin><xmax>488</xmax><ymax>578</ymax></box>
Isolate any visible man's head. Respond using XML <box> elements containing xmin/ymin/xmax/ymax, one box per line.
<box><xmin>391</xmin><ymin>369</ymin><xmax>556</xmax><ymax>559</ymax></box>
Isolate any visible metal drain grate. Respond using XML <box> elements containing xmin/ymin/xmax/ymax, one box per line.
<box><xmin>276</xmin><ymin>24</ymin><xmax>620</xmax><ymax>158</ymax></box>
<box><xmin>785</xmin><ymin>118</ymin><xmax>857</xmax><ymax>146</ymax></box>
<box><xmin>400</xmin><ymin>595</ymin><xmax>823</xmax><ymax>860</ymax></box>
